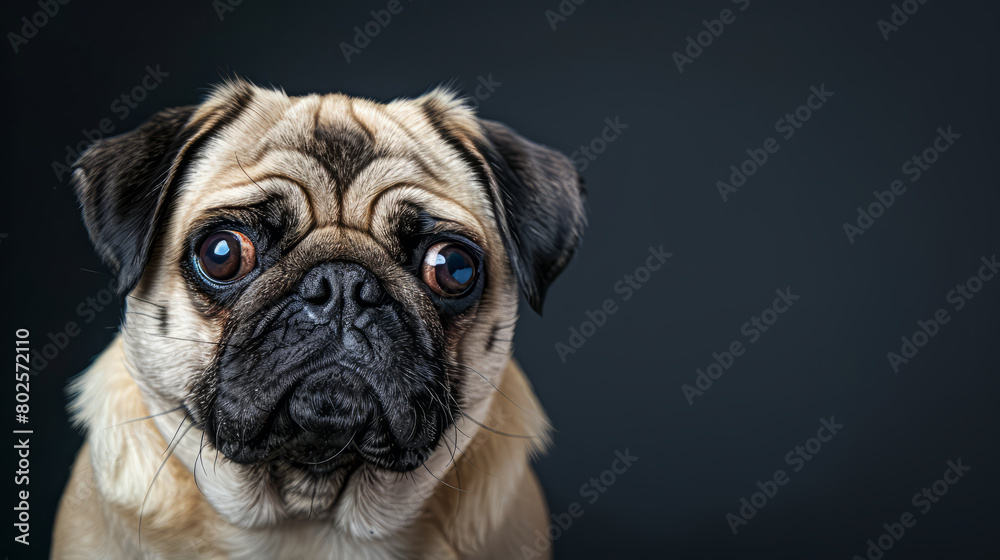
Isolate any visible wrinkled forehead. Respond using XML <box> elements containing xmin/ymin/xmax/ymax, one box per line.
<box><xmin>175</xmin><ymin>89</ymin><xmax>495</xmax><ymax>244</ymax></box>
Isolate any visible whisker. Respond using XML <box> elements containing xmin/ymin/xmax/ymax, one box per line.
<box><xmin>236</xmin><ymin>155</ymin><xmax>268</xmax><ymax>196</ymax></box>
<box><xmin>410</xmin><ymin>400</ymin><xmax>427</xmax><ymax>443</ymax></box>
<box><xmin>428</xmin><ymin>381</ymin><xmax>459</xmax><ymax>428</ymax></box>
<box><xmin>163</xmin><ymin>412</ymin><xmax>192</xmax><ymax>457</ymax></box>
<box><xmin>139</xmin><ymin>421</ymin><xmax>194</xmax><ymax>554</ymax></box>
<box><xmin>438</xmin><ymin>389</ymin><xmax>470</xmax><ymax>440</ymax></box>
<box><xmin>446</xmin><ymin>417</ymin><xmax>459</xmax><ymax>468</ymax></box>
<box><xmin>307</xmin><ymin>483</ymin><xmax>319</xmax><ymax>520</ymax></box>
<box><xmin>214</xmin><ymin>422</ymin><xmax>222</xmax><ymax>474</ymax></box>
<box><xmin>440</xmin><ymin>430</ymin><xmax>491</xmax><ymax>477</ymax></box>
<box><xmin>127</xmin><ymin>294</ymin><xmax>167</xmax><ymax>310</ymax></box>
<box><xmin>421</xmin><ymin>463</ymin><xmax>466</xmax><ymax>493</ymax></box>
<box><xmin>431</xmin><ymin>389</ymin><xmax>459</xmax><ymax>468</ymax></box>
<box><xmin>198</xmin><ymin>431</ymin><xmax>211</xmax><ymax>478</ymax></box>
<box><xmin>458</xmin><ymin>362</ymin><xmax>551</xmax><ymax>428</ymax></box>
<box><xmin>109</xmin><ymin>405</ymin><xmax>185</xmax><ymax>428</ymax></box>
<box><xmin>442</xmin><ymin>389</ymin><xmax>533</xmax><ymax>440</ymax></box>
<box><xmin>452</xmin><ymin>452</ymin><xmax>463</xmax><ymax>520</ymax></box>
<box><xmin>461</xmin><ymin>410</ymin><xmax>538</xmax><ymax>440</ymax></box>
<box><xmin>137</xmin><ymin>332</ymin><xmax>235</xmax><ymax>348</ymax></box>
<box><xmin>301</xmin><ymin>433</ymin><xmax>355</xmax><ymax>465</ymax></box>
<box><xmin>80</xmin><ymin>267</ymin><xmax>108</xmax><ymax>276</ymax></box>
<box><xmin>193</xmin><ymin>430</ymin><xmax>208</xmax><ymax>495</ymax></box>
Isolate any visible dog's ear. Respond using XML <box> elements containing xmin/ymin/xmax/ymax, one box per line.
<box><xmin>479</xmin><ymin>120</ymin><xmax>587</xmax><ymax>314</ymax></box>
<box><xmin>73</xmin><ymin>80</ymin><xmax>260</xmax><ymax>296</ymax></box>
<box><xmin>71</xmin><ymin>106</ymin><xmax>201</xmax><ymax>295</ymax></box>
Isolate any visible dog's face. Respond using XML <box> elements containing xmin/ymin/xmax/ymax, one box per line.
<box><xmin>72</xmin><ymin>80</ymin><xmax>584</xmax><ymax>532</ymax></box>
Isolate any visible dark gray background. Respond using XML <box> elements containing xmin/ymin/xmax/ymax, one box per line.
<box><xmin>2</xmin><ymin>0</ymin><xmax>998</xmax><ymax>558</ymax></box>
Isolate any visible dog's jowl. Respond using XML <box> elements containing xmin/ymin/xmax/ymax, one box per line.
<box><xmin>52</xmin><ymin>80</ymin><xmax>586</xmax><ymax>560</ymax></box>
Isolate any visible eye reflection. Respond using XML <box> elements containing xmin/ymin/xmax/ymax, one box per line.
<box><xmin>197</xmin><ymin>230</ymin><xmax>255</xmax><ymax>283</ymax></box>
<box><xmin>422</xmin><ymin>242</ymin><xmax>477</xmax><ymax>296</ymax></box>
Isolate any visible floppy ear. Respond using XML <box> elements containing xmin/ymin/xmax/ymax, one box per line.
<box><xmin>479</xmin><ymin>120</ymin><xmax>587</xmax><ymax>314</ymax></box>
<box><xmin>71</xmin><ymin>106</ymin><xmax>200</xmax><ymax>296</ymax></box>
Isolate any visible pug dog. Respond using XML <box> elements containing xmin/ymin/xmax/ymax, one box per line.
<box><xmin>51</xmin><ymin>79</ymin><xmax>585</xmax><ymax>560</ymax></box>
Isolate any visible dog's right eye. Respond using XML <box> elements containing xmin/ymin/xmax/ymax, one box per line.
<box><xmin>421</xmin><ymin>241</ymin><xmax>478</xmax><ymax>297</ymax></box>
<box><xmin>197</xmin><ymin>231</ymin><xmax>256</xmax><ymax>283</ymax></box>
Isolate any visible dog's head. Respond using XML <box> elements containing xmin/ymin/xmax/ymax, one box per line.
<box><xmin>71</xmin><ymin>80</ymin><xmax>585</xmax><ymax>531</ymax></box>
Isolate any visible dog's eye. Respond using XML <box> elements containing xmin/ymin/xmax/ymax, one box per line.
<box><xmin>421</xmin><ymin>242</ymin><xmax>477</xmax><ymax>297</ymax></box>
<box><xmin>197</xmin><ymin>231</ymin><xmax>255</xmax><ymax>283</ymax></box>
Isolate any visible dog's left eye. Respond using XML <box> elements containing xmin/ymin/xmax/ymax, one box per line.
<box><xmin>421</xmin><ymin>242</ymin><xmax>478</xmax><ymax>297</ymax></box>
<box><xmin>197</xmin><ymin>230</ymin><xmax>256</xmax><ymax>283</ymax></box>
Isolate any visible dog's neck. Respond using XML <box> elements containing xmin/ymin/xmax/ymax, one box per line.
<box><xmin>54</xmin><ymin>335</ymin><xmax>551</xmax><ymax>559</ymax></box>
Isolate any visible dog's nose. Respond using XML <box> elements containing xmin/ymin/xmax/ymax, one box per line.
<box><xmin>297</xmin><ymin>261</ymin><xmax>386</xmax><ymax>317</ymax></box>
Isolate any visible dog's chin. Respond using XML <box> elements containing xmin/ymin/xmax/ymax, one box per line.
<box><xmin>244</xmin><ymin>438</ymin><xmax>439</xmax><ymax>522</ymax></box>
<box><xmin>208</xmin><ymin>414</ymin><xmax>441</xmax><ymax>520</ymax></box>
<box><xmin>257</xmin><ymin>456</ymin><xmax>360</xmax><ymax>522</ymax></box>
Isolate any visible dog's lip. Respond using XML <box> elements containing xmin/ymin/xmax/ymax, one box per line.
<box><xmin>201</xmin><ymin>357</ymin><xmax>448</xmax><ymax>470</ymax></box>
<box><xmin>280</xmin><ymin>433</ymin><xmax>434</xmax><ymax>474</ymax></box>
<box><xmin>283</xmin><ymin>437</ymin><xmax>361</xmax><ymax>474</ymax></box>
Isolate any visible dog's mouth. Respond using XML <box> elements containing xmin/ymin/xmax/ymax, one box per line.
<box><xmin>202</xmin><ymin>365</ymin><xmax>449</xmax><ymax>475</ymax></box>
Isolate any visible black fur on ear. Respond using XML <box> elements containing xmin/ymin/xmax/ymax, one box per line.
<box><xmin>71</xmin><ymin>106</ymin><xmax>201</xmax><ymax>295</ymax></box>
<box><xmin>73</xmin><ymin>81</ymin><xmax>259</xmax><ymax>296</ymax></box>
<box><xmin>478</xmin><ymin>120</ymin><xmax>587</xmax><ymax>315</ymax></box>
